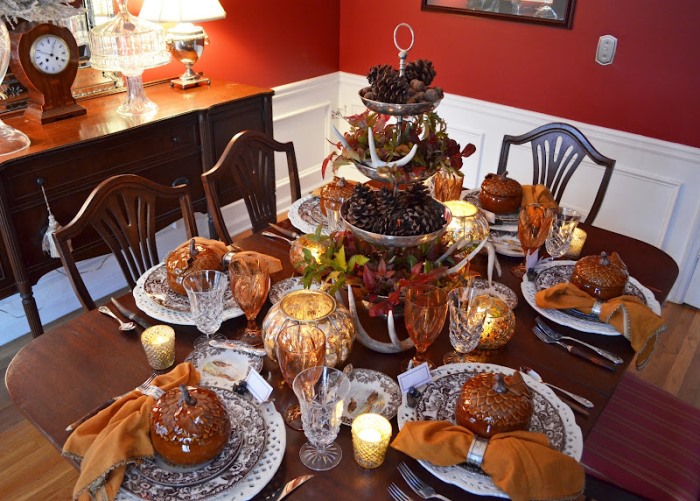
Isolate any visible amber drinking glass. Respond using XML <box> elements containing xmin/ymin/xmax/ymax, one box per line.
<box><xmin>513</xmin><ymin>203</ymin><xmax>554</xmax><ymax>278</ymax></box>
<box><xmin>277</xmin><ymin>324</ymin><xmax>326</xmax><ymax>430</ymax></box>
<box><xmin>403</xmin><ymin>284</ymin><xmax>448</xmax><ymax>369</ymax></box>
<box><xmin>229</xmin><ymin>254</ymin><xmax>270</xmax><ymax>346</ymax></box>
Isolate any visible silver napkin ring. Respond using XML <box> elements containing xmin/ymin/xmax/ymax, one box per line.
<box><xmin>591</xmin><ymin>300</ymin><xmax>604</xmax><ymax>317</ymax></box>
<box><xmin>466</xmin><ymin>436</ymin><xmax>489</xmax><ymax>468</ymax></box>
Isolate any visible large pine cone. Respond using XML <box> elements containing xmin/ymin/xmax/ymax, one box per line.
<box><xmin>405</xmin><ymin>59</ymin><xmax>437</xmax><ymax>86</ymax></box>
<box><xmin>374</xmin><ymin>69</ymin><xmax>409</xmax><ymax>104</ymax></box>
<box><xmin>367</xmin><ymin>64</ymin><xmax>393</xmax><ymax>85</ymax></box>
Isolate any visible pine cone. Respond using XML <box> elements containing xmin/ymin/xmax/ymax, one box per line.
<box><xmin>405</xmin><ymin>59</ymin><xmax>437</xmax><ymax>86</ymax></box>
<box><xmin>367</xmin><ymin>64</ymin><xmax>394</xmax><ymax>85</ymax></box>
<box><xmin>374</xmin><ymin>69</ymin><xmax>409</xmax><ymax>104</ymax></box>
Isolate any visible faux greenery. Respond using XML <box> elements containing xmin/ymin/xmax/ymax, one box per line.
<box><xmin>0</xmin><ymin>0</ymin><xmax>81</xmax><ymax>26</ymax></box>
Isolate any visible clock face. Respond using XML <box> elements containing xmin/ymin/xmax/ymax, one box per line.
<box><xmin>30</xmin><ymin>34</ymin><xmax>71</xmax><ymax>75</ymax></box>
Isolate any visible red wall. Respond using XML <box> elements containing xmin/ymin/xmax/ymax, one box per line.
<box><xmin>339</xmin><ymin>1</ymin><xmax>700</xmax><ymax>149</ymax></box>
<box><xmin>140</xmin><ymin>0</ymin><xmax>340</xmax><ymax>88</ymax></box>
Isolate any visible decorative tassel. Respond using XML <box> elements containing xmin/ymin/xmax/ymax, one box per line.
<box><xmin>38</xmin><ymin>181</ymin><xmax>64</xmax><ymax>258</ymax></box>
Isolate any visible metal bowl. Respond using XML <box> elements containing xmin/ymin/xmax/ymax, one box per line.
<box><xmin>353</xmin><ymin>161</ymin><xmax>436</xmax><ymax>185</ymax></box>
<box><xmin>360</xmin><ymin>95</ymin><xmax>441</xmax><ymax>116</ymax></box>
<box><xmin>340</xmin><ymin>200</ymin><xmax>451</xmax><ymax>248</ymax></box>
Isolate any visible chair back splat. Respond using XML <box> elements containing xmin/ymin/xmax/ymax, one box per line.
<box><xmin>52</xmin><ymin>174</ymin><xmax>198</xmax><ymax>311</ymax></box>
<box><xmin>497</xmin><ymin>122</ymin><xmax>615</xmax><ymax>225</ymax></box>
<box><xmin>202</xmin><ymin>130</ymin><xmax>302</xmax><ymax>242</ymax></box>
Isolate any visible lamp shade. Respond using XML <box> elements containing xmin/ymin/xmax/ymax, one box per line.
<box><xmin>139</xmin><ymin>0</ymin><xmax>226</xmax><ymax>23</ymax></box>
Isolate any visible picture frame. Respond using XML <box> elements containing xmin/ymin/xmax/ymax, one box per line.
<box><xmin>421</xmin><ymin>0</ymin><xmax>576</xmax><ymax>29</ymax></box>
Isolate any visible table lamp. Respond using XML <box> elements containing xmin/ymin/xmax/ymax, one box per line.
<box><xmin>88</xmin><ymin>0</ymin><xmax>170</xmax><ymax>117</ymax></box>
<box><xmin>139</xmin><ymin>0</ymin><xmax>226</xmax><ymax>89</ymax></box>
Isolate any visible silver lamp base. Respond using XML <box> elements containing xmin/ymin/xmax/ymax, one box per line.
<box><xmin>166</xmin><ymin>23</ymin><xmax>211</xmax><ymax>90</ymax></box>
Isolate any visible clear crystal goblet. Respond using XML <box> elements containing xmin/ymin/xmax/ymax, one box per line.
<box><xmin>183</xmin><ymin>269</ymin><xmax>228</xmax><ymax>350</ymax></box>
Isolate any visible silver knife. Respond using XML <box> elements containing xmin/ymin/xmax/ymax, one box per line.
<box><xmin>268</xmin><ymin>223</ymin><xmax>301</xmax><ymax>239</ymax></box>
<box><xmin>535</xmin><ymin>317</ymin><xmax>624</xmax><ymax>364</ymax></box>
<box><xmin>269</xmin><ymin>474</ymin><xmax>313</xmax><ymax>501</ymax></box>
<box><xmin>110</xmin><ymin>298</ymin><xmax>152</xmax><ymax>329</ymax></box>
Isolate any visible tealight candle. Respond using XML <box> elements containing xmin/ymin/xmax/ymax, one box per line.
<box><xmin>565</xmin><ymin>228</ymin><xmax>587</xmax><ymax>259</ymax></box>
<box><xmin>351</xmin><ymin>413</ymin><xmax>392</xmax><ymax>469</ymax></box>
<box><xmin>141</xmin><ymin>325</ymin><xmax>175</xmax><ymax>370</ymax></box>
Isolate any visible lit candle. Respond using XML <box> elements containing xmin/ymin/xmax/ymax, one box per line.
<box><xmin>351</xmin><ymin>413</ymin><xmax>392</xmax><ymax>469</ymax></box>
<box><xmin>443</xmin><ymin>200</ymin><xmax>489</xmax><ymax>253</ymax></box>
<box><xmin>141</xmin><ymin>325</ymin><xmax>175</xmax><ymax>370</ymax></box>
<box><xmin>469</xmin><ymin>295</ymin><xmax>516</xmax><ymax>350</ymax></box>
<box><xmin>565</xmin><ymin>228</ymin><xmax>587</xmax><ymax>259</ymax></box>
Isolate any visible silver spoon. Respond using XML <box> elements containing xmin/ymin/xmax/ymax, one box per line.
<box><xmin>98</xmin><ymin>305</ymin><xmax>136</xmax><ymax>331</ymax></box>
<box><xmin>261</xmin><ymin>231</ymin><xmax>294</xmax><ymax>245</ymax></box>
<box><xmin>520</xmin><ymin>366</ymin><xmax>594</xmax><ymax>408</ymax></box>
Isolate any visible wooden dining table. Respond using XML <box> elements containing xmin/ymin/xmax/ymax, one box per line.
<box><xmin>6</xmin><ymin>221</ymin><xmax>678</xmax><ymax>500</ymax></box>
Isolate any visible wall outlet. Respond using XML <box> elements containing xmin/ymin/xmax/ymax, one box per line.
<box><xmin>596</xmin><ymin>35</ymin><xmax>617</xmax><ymax>65</ymax></box>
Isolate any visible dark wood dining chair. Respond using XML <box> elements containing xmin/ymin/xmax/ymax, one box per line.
<box><xmin>497</xmin><ymin>122</ymin><xmax>615</xmax><ymax>225</ymax></box>
<box><xmin>52</xmin><ymin>174</ymin><xmax>198</xmax><ymax>311</ymax></box>
<box><xmin>582</xmin><ymin>371</ymin><xmax>700</xmax><ymax>501</ymax></box>
<box><xmin>202</xmin><ymin>129</ymin><xmax>302</xmax><ymax>243</ymax></box>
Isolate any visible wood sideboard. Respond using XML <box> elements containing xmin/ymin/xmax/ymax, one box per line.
<box><xmin>0</xmin><ymin>80</ymin><xmax>274</xmax><ymax>338</ymax></box>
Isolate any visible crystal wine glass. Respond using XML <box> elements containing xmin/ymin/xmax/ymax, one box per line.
<box><xmin>0</xmin><ymin>23</ymin><xmax>30</xmax><ymax>155</ymax></box>
<box><xmin>545</xmin><ymin>207</ymin><xmax>581</xmax><ymax>261</ymax></box>
<box><xmin>512</xmin><ymin>203</ymin><xmax>554</xmax><ymax>278</ymax></box>
<box><xmin>183</xmin><ymin>270</ymin><xmax>228</xmax><ymax>350</ymax></box>
<box><xmin>443</xmin><ymin>283</ymin><xmax>482</xmax><ymax>364</ymax></box>
<box><xmin>228</xmin><ymin>254</ymin><xmax>270</xmax><ymax>346</ymax></box>
<box><xmin>293</xmin><ymin>366</ymin><xmax>350</xmax><ymax>471</ymax></box>
<box><xmin>277</xmin><ymin>324</ymin><xmax>326</xmax><ymax>430</ymax></box>
<box><xmin>403</xmin><ymin>284</ymin><xmax>448</xmax><ymax>369</ymax></box>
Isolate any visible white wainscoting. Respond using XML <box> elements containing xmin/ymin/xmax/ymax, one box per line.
<box><xmin>2</xmin><ymin>72</ymin><xmax>698</xmax><ymax>346</ymax></box>
<box><xmin>337</xmin><ymin>72</ymin><xmax>699</xmax><ymax>305</ymax></box>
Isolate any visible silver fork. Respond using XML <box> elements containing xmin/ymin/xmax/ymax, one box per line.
<box><xmin>388</xmin><ymin>483</ymin><xmax>414</xmax><ymax>501</ymax></box>
<box><xmin>137</xmin><ymin>372</ymin><xmax>164</xmax><ymax>399</ymax></box>
<box><xmin>398</xmin><ymin>463</ymin><xmax>452</xmax><ymax>501</ymax></box>
<box><xmin>535</xmin><ymin>317</ymin><xmax>623</xmax><ymax>364</ymax></box>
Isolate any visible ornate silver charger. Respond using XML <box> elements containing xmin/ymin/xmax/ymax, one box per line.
<box><xmin>186</xmin><ymin>344</ymin><xmax>264</xmax><ymax>386</ymax></box>
<box><xmin>397</xmin><ymin>363</ymin><xmax>582</xmax><ymax>498</ymax></box>
<box><xmin>471</xmin><ymin>278</ymin><xmax>518</xmax><ymax>310</ymax></box>
<box><xmin>521</xmin><ymin>260</ymin><xmax>661</xmax><ymax>336</ymax></box>
<box><xmin>133</xmin><ymin>264</ymin><xmax>243</xmax><ymax>326</ymax></box>
<box><xmin>342</xmin><ymin>368</ymin><xmax>402</xmax><ymax>426</ymax></box>
<box><xmin>122</xmin><ymin>387</ymin><xmax>267</xmax><ymax>500</ymax></box>
<box><xmin>288</xmin><ymin>194</ymin><xmax>328</xmax><ymax>235</ymax></box>
<box><xmin>137</xmin><ymin>417</ymin><xmax>244</xmax><ymax>488</ymax></box>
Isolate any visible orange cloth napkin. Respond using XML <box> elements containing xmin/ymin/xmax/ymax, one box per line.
<box><xmin>521</xmin><ymin>184</ymin><xmax>558</xmax><ymax>209</ymax></box>
<box><xmin>63</xmin><ymin>362</ymin><xmax>200</xmax><ymax>501</ymax></box>
<box><xmin>391</xmin><ymin>421</ymin><xmax>584</xmax><ymax>501</ymax></box>
<box><xmin>535</xmin><ymin>282</ymin><xmax>666</xmax><ymax>369</ymax></box>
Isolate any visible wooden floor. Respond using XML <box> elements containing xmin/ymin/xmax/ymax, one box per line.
<box><xmin>1</xmin><ymin>302</ymin><xmax>698</xmax><ymax>500</ymax></box>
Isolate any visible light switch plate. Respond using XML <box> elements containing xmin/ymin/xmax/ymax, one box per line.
<box><xmin>596</xmin><ymin>35</ymin><xmax>617</xmax><ymax>65</ymax></box>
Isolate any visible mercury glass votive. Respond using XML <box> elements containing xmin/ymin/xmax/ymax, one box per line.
<box><xmin>141</xmin><ymin>325</ymin><xmax>175</xmax><ymax>370</ymax></box>
<box><xmin>351</xmin><ymin>413</ymin><xmax>392</xmax><ymax>469</ymax></box>
<box><xmin>289</xmin><ymin>234</ymin><xmax>329</xmax><ymax>274</ymax></box>
<box><xmin>470</xmin><ymin>295</ymin><xmax>516</xmax><ymax>350</ymax></box>
<box><xmin>442</xmin><ymin>200</ymin><xmax>490</xmax><ymax>254</ymax></box>
<box><xmin>564</xmin><ymin>228</ymin><xmax>587</xmax><ymax>259</ymax></box>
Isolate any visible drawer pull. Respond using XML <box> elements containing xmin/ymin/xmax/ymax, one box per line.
<box><xmin>170</xmin><ymin>135</ymin><xmax>181</xmax><ymax>144</ymax></box>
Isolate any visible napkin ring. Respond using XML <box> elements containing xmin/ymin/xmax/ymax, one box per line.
<box><xmin>466</xmin><ymin>436</ymin><xmax>488</xmax><ymax>468</ymax></box>
<box><xmin>591</xmin><ymin>300</ymin><xmax>604</xmax><ymax>317</ymax></box>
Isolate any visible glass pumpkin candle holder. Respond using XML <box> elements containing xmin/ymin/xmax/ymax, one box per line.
<box><xmin>442</xmin><ymin>200</ymin><xmax>490</xmax><ymax>255</ymax></box>
<box><xmin>468</xmin><ymin>295</ymin><xmax>516</xmax><ymax>350</ymax></box>
<box><xmin>289</xmin><ymin>235</ymin><xmax>330</xmax><ymax>275</ymax></box>
<box><xmin>262</xmin><ymin>289</ymin><xmax>355</xmax><ymax>367</ymax></box>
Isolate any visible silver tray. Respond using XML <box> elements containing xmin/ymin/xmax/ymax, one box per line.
<box><xmin>360</xmin><ymin>94</ymin><xmax>441</xmax><ymax>116</ymax></box>
<box><xmin>353</xmin><ymin>160</ymin><xmax>436</xmax><ymax>185</ymax></box>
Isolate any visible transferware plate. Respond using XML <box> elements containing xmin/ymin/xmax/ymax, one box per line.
<box><xmin>186</xmin><ymin>344</ymin><xmax>264</xmax><ymax>386</ymax></box>
<box><xmin>342</xmin><ymin>368</ymin><xmax>402</xmax><ymax>426</ymax></box>
<box><xmin>288</xmin><ymin>195</ymin><xmax>329</xmax><ymax>235</ymax></box>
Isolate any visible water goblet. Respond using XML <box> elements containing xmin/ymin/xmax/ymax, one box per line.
<box><xmin>277</xmin><ymin>324</ymin><xmax>326</xmax><ymax>430</ymax></box>
<box><xmin>229</xmin><ymin>254</ymin><xmax>270</xmax><ymax>346</ymax></box>
<box><xmin>512</xmin><ymin>203</ymin><xmax>554</xmax><ymax>278</ymax></box>
<box><xmin>443</xmin><ymin>283</ymin><xmax>482</xmax><ymax>364</ymax></box>
<box><xmin>545</xmin><ymin>207</ymin><xmax>581</xmax><ymax>260</ymax></box>
<box><xmin>293</xmin><ymin>366</ymin><xmax>350</xmax><ymax>471</ymax></box>
<box><xmin>183</xmin><ymin>270</ymin><xmax>228</xmax><ymax>350</ymax></box>
<box><xmin>403</xmin><ymin>284</ymin><xmax>448</xmax><ymax>370</ymax></box>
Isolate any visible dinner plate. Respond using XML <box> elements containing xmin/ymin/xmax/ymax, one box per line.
<box><xmin>488</xmin><ymin>229</ymin><xmax>523</xmax><ymax>258</ymax></box>
<box><xmin>133</xmin><ymin>264</ymin><xmax>243</xmax><ymax>326</ymax></box>
<box><xmin>397</xmin><ymin>363</ymin><xmax>582</xmax><ymax>499</ymax></box>
<box><xmin>268</xmin><ymin>276</ymin><xmax>321</xmax><ymax>304</ymax></box>
<box><xmin>342</xmin><ymin>368</ymin><xmax>402</xmax><ymax>426</ymax></box>
<box><xmin>142</xmin><ymin>264</ymin><xmax>238</xmax><ymax>312</ymax></box>
<box><xmin>122</xmin><ymin>387</ymin><xmax>270</xmax><ymax>500</ymax></box>
<box><xmin>185</xmin><ymin>344</ymin><xmax>264</xmax><ymax>386</ymax></box>
<box><xmin>288</xmin><ymin>194</ymin><xmax>329</xmax><ymax>235</ymax></box>
<box><xmin>471</xmin><ymin>278</ymin><xmax>518</xmax><ymax>310</ymax></box>
<box><xmin>521</xmin><ymin>260</ymin><xmax>661</xmax><ymax>336</ymax></box>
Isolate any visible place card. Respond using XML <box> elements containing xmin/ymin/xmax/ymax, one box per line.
<box><xmin>397</xmin><ymin>363</ymin><xmax>432</xmax><ymax>393</ymax></box>
<box><xmin>245</xmin><ymin>369</ymin><xmax>273</xmax><ymax>403</ymax></box>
